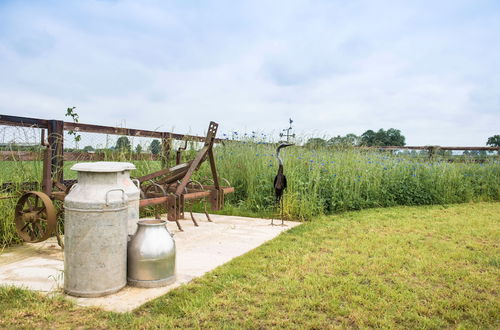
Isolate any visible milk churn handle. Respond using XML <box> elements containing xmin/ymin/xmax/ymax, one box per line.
<box><xmin>132</xmin><ymin>179</ymin><xmax>140</xmax><ymax>188</ymax></box>
<box><xmin>105</xmin><ymin>188</ymin><xmax>126</xmax><ymax>206</ymax></box>
<box><xmin>68</xmin><ymin>183</ymin><xmax>79</xmax><ymax>193</ymax></box>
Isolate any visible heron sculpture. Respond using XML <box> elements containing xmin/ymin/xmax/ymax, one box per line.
<box><xmin>272</xmin><ymin>143</ymin><xmax>293</xmax><ymax>225</ymax></box>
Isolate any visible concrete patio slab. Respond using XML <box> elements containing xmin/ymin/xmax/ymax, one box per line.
<box><xmin>0</xmin><ymin>213</ymin><xmax>300</xmax><ymax>312</ymax></box>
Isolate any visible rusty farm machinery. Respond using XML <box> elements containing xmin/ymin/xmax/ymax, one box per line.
<box><xmin>0</xmin><ymin>115</ymin><xmax>233</xmax><ymax>246</ymax></box>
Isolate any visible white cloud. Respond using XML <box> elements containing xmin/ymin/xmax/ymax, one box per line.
<box><xmin>0</xmin><ymin>0</ymin><xmax>499</xmax><ymax>145</ymax></box>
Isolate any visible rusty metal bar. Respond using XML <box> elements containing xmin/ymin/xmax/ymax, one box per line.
<box><xmin>64</xmin><ymin>121</ymin><xmax>223</xmax><ymax>143</ymax></box>
<box><xmin>0</xmin><ymin>151</ymin><xmax>162</xmax><ymax>161</ymax></box>
<box><xmin>139</xmin><ymin>187</ymin><xmax>234</xmax><ymax>207</ymax></box>
<box><xmin>137</xmin><ymin>162</ymin><xmax>190</xmax><ymax>183</ymax></box>
<box><xmin>0</xmin><ymin>114</ymin><xmax>224</xmax><ymax>143</ymax></box>
<box><xmin>161</xmin><ymin>135</ymin><xmax>172</xmax><ymax>168</ymax></box>
<box><xmin>0</xmin><ymin>114</ymin><xmax>49</xmax><ymax>128</ymax></box>
<box><xmin>0</xmin><ymin>151</ymin><xmax>43</xmax><ymax>161</ymax></box>
<box><xmin>174</xmin><ymin>145</ymin><xmax>210</xmax><ymax>195</ymax></box>
<box><xmin>359</xmin><ymin>146</ymin><xmax>500</xmax><ymax>151</ymax></box>
<box><xmin>48</xmin><ymin>120</ymin><xmax>64</xmax><ymax>183</ymax></box>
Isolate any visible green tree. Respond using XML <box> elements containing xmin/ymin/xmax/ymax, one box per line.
<box><xmin>135</xmin><ymin>144</ymin><xmax>143</xmax><ymax>154</ymax></box>
<box><xmin>115</xmin><ymin>136</ymin><xmax>131</xmax><ymax>152</ymax></box>
<box><xmin>360</xmin><ymin>130</ymin><xmax>376</xmax><ymax>146</ymax></box>
<box><xmin>82</xmin><ymin>145</ymin><xmax>94</xmax><ymax>152</ymax></box>
<box><xmin>304</xmin><ymin>138</ymin><xmax>327</xmax><ymax>148</ymax></box>
<box><xmin>360</xmin><ymin>128</ymin><xmax>405</xmax><ymax>146</ymax></box>
<box><xmin>328</xmin><ymin>133</ymin><xmax>360</xmax><ymax>146</ymax></box>
<box><xmin>386</xmin><ymin>128</ymin><xmax>405</xmax><ymax>146</ymax></box>
<box><xmin>486</xmin><ymin>135</ymin><xmax>500</xmax><ymax>147</ymax></box>
<box><xmin>150</xmin><ymin>139</ymin><xmax>161</xmax><ymax>155</ymax></box>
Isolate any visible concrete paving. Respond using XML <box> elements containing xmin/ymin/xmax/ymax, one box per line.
<box><xmin>0</xmin><ymin>213</ymin><xmax>300</xmax><ymax>312</ymax></box>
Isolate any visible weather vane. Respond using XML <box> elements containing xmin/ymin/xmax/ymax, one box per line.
<box><xmin>279</xmin><ymin>118</ymin><xmax>295</xmax><ymax>143</ymax></box>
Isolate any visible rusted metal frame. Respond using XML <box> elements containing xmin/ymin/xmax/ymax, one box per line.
<box><xmin>0</xmin><ymin>115</ymin><xmax>49</xmax><ymax>128</ymax></box>
<box><xmin>174</xmin><ymin>145</ymin><xmax>210</xmax><ymax>196</ymax></box>
<box><xmin>64</xmin><ymin>121</ymin><xmax>223</xmax><ymax>143</ymax></box>
<box><xmin>139</xmin><ymin>187</ymin><xmax>234</xmax><ymax>207</ymax></box>
<box><xmin>176</xmin><ymin>140</ymin><xmax>188</xmax><ymax>165</ymax></box>
<box><xmin>156</xmin><ymin>169</ymin><xmax>190</xmax><ymax>185</ymax></box>
<box><xmin>0</xmin><ymin>151</ymin><xmax>43</xmax><ymax>161</ymax></box>
<box><xmin>48</xmin><ymin>120</ymin><xmax>64</xmax><ymax>184</ymax></box>
<box><xmin>360</xmin><ymin>146</ymin><xmax>500</xmax><ymax>151</ymax></box>
<box><xmin>208</xmin><ymin>149</ymin><xmax>220</xmax><ymax>190</ymax></box>
<box><xmin>161</xmin><ymin>133</ymin><xmax>172</xmax><ymax>168</ymax></box>
<box><xmin>137</xmin><ymin>162</ymin><xmax>190</xmax><ymax>183</ymax></box>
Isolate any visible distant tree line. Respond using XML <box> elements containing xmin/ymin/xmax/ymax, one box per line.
<box><xmin>65</xmin><ymin>137</ymin><xmax>163</xmax><ymax>154</ymax></box>
<box><xmin>305</xmin><ymin>128</ymin><xmax>406</xmax><ymax>148</ymax></box>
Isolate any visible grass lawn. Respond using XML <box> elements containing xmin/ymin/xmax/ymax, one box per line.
<box><xmin>1</xmin><ymin>202</ymin><xmax>499</xmax><ymax>328</ymax></box>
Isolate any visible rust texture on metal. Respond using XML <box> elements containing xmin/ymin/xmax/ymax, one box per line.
<box><xmin>1</xmin><ymin>114</ymin><xmax>234</xmax><ymax>242</ymax></box>
<box><xmin>14</xmin><ymin>191</ymin><xmax>57</xmax><ymax>243</ymax></box>
<box><xmin>138</xmin><ymin>121</ymin><xmax>233</xmax><ymax>231</ymax></box>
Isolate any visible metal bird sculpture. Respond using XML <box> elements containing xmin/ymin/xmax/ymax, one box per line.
<box><xmin>272</xmin><ymin>143</ymin><xmax>293</xmax><ymax>225</ymax></box>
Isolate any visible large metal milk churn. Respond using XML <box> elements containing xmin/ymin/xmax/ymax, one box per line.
<box><xmin>63</xmin><ymin>162</ymin><xmax>133</xmax><ymax>297</ymax></box>
<box><xmin>112</xmin><ymin>162</ymin><xmax>141</xmax><ymax>235</ymax></box>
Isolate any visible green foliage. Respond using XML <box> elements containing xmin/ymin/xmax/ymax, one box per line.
<box><xmin>486</xmin><ymin>134</ymin><xmax>500</xmax><ymax>147</ymax></box>
<box><xmin>0</xmin><ymin>141</ymin><xmax>499</xmax><ymax>246</ymax></box>
<box><xmin>360</xmin><ymin>128</ymin><xmax>405</xmax><ymax>146</ymax></box>
<box><xmin>115</xmin><ymin>136</ymin><xmax>131</xmax><ymax>152</ymax></box>
<box><xmin>149</xmin><ymin>139</ymin><xmax>161</xmax><ymax>155</ymax></box>
<box><xmin>0</xmin><ymin>203</ymin><xmax>498</xmax><ymax>328</ymax></box>
<box><xmin>328</xmin><ymin>133</ymin><xmax>359</xmax><ymax>146</ymax></box>
<box><xmin>65</xmin><ymin>107</ymin><xmax>81</xmax><ymax>147</ymax></box>
<box><xmin>82</xmin><ymin>145</ymin><xmax>94</xmax><ymax>152</ymax></box>
<box><xmin>304</xmin><ymin>137</ymin><xmax>327</xmax><ymax>148</ymax></box>
<box><xmin>135</xmin><ymin>144</ymin><xmax>143</xmax><ymax>154</ymax></box>
<box><xmin>200</xmin><ymin>142</ymin><xmax>499</xmax><ymax>220</ymax></box>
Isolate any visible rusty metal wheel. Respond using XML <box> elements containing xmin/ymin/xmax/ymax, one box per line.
<box><xmin>143</xmin><ymin>182</ymin><xmax>167</xmax><ymax>198</ymax></box>
<box><xmin>53</xmin><ymin>199</ymin><xmax>65</xmax><ymax>249</ymax></box>
<box><xmin>15</xmin><ymin>191</ymin><xmax>57</xmax><ymax>243</ymax></box>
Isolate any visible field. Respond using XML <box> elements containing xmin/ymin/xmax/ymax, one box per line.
<box><xmin>1</xmin><ymin>203</ymin><xmax>499</xmax><ymax>328</ymax></box>
<box><xmin>0</xmin><ymin>143</ymin><xmax>499</xmax><ymax>246</ymax></box>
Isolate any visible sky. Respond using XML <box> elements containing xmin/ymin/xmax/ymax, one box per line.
<box><xmin>0</xmin><ymin>0</ymin><xmax>499</xmax><ymax>146</ymax></box>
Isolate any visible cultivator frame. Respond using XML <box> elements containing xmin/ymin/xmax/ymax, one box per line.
<box><xmin>138</xmin><ymin>121</ymin><xmax>234</xmax><ymax>231</ymax></box>
<box><xmin>0</xmin><ymin>115</ymin><xmax>233</xmax><ymax>245</ymax></box>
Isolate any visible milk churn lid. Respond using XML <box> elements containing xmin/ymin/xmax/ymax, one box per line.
<box><xmin>71</xmin><ymin>162</ymin><xmax>136</xmax><ymax>173</ymax></box>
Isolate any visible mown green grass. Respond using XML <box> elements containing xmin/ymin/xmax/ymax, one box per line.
<box><xmin>1</xmin><ymin>203</ymin><xmax>499</xmax><ymax>328</ymax></box>
<box><xmin>0</xmin><ymin>144</ymin><xmax>499</xmax><ymax>246</ymax></box>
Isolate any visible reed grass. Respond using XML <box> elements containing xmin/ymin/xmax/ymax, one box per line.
<box><xmin>0</xmin><ymin>143</ymin><xmax>499</xmax><ymax>247</ymax></box>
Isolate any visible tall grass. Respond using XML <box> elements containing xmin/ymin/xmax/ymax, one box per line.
<box><xmin>1</xmin><ymin>143</ymin><xmax>499</xmax><ymax>247</ymax></box>
<box><xmin>203</xmin><ymin>142</ymin><xmax>500</xmax><ymax>220</ymax></box>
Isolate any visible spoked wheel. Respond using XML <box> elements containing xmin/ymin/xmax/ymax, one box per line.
<box><xmin>143</xmin><ymin>182</ymin><xmax>167</xmax><ymax>198</ymax></box>
<box><xmin>53</xmin><ymin>199</ymin><xmax>65</xmax><ymax>249</ymax></box>
<box><xmin>15</xmin><ymin>191</ymin><xmax>57</xmax><ymax>243</ymax></box>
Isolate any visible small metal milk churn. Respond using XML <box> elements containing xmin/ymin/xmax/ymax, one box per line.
<box><xmin>127</xmin><ymin>220</ymin><xmax>176</xmax><ymax>287</ymax></box>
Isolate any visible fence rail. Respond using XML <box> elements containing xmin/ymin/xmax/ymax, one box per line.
<box><xmin>0</xmin><ymin>114</ymin><xmax>222</xmax><ymax>143</ymax></box>
<box><xmin>0</xmin><ymin>114</ymin><xmax>499</xmax><ymax>164</ymax></box>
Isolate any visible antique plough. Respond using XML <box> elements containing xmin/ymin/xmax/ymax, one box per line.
<box><xmin>137</xmin><ymin>121</ymin><xmax>234</xmax><ymax>231</ymax></box>
<box><xmin>2</xmin><ymin>115</ymin><xmax>233</xmax><ymax>245</ymax></box>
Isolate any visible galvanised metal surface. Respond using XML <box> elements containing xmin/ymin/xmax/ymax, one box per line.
<box><xmin>127</xmin><ymin>220</ymin><xmax>176</xmax><ymax>288</ymax></box>
<box><xmin>87</xmin><ymin>162</ymin><xmax>141</xmax><ymax>236</ymax></box>
<box><xmin>63</xmin><ymin>162</ymin><xmax>130</xmax><ymax>298</ymax></box>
